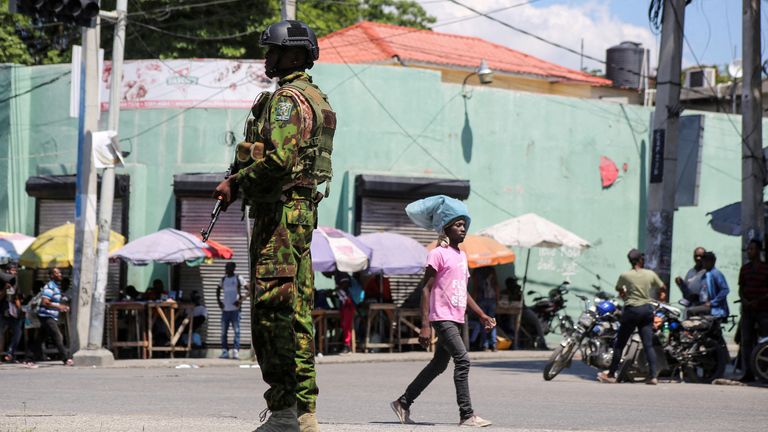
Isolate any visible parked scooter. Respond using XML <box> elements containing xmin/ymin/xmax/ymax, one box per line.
<box><xmin>542</xmin><ymin>291</ymin><xmax>621</xmax><ymax>380</ymax></box>
<box><xmin>521</xmin><ymin>282</ymin><xmax>574</xmax><ymax>346</ymax></box>
<box><xmin>617</xmin><ymin>301</ymin><xmax>732</xmax><ymax>383</ymax></box>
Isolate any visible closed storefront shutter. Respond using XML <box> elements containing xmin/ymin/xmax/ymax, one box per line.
<box><xmin>358</xmin><ymin>197</ymin><xmax>435</xmax><ymax>306</ymax></box>
<box><xmin>36</xmin><ymin>198</ymin><xmax>124</xmax><ymax>300</ymax></box>
<box><xmin>178</xmin><ymin>198</ymin><xmax>251</xmax><ymax>349</ymax></box>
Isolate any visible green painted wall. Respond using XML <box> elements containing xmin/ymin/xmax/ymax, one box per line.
<box><xmin>0</xmin><ymin>62</ymin><xmax>758</xmax><ymax>329</ymax></box>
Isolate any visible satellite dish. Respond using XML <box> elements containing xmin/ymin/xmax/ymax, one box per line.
<box><xmin>728</xmin><ymin>59</ymin><xmax>743</xmax><ymax>79</ymax></box>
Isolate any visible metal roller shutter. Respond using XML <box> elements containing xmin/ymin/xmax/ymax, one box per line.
<box><xmin>178</xmin><ymin>198</ymin><xmax>251</xmax><ymax>349</ymax></box>
<box><xmin>36</xmin><ymin>199</ymin><xmax>124</xmax><ymax>300</ymax></box>
<box><xmin>358</xmin><ymin>197</ymin><xmax>437</xmax><ymax>306</ymax></box>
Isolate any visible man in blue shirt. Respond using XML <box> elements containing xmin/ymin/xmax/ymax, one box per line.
<box><xmin>702</xmin><ymin>252</ymin><xmax>730</xmax><ymax>319</ymax></box>
<box><xmin>33</xmin><ymin>268</ymin><xmax>72</xmax><ymax>366</ymax></box>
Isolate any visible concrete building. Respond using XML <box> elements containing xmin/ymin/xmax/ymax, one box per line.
<box><xmin>0</xmin><ymin>38</ymin><xmax>755</xmax><ymax>345</ymax></box>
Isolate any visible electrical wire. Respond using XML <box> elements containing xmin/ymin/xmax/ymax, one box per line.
<box><xmin>0</xmin><ymin>71</ymin><xmax>72</xmax><ymax>104</ymax></box>
<box><xmin>129</xmin><ymin>20</ymin><xmax>260</xmax><ymax>41</ymax></box>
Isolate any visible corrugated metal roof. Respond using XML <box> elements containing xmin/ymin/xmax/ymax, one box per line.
<box><xmin>318</xmin><ymin>21</ymin><xmax>611</xmax><ymax>87</ymax></box>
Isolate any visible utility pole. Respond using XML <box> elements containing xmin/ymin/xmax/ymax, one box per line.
<box><xmin>645</xmin><ymin>0</ymin><xmax>686</xmax><ymax>288</ymax></box>
<box><xmin>78</xmin><ymin>0</ymin><xmax>129</xmax><ymax>366</ymax></box>
<box><xmin>70</xmin><ymin>21</ymin><xmax>100</xmax><ymax>356</ymax></box>
<box><xmin>742</xmin><ymin>0</ymin><xmax>764</xmax><ymax>261</ymax></box>
<box><xmin>281</xmin><ymin>0</ymin><xmax>296</xmax><ymax>20</ymax></box>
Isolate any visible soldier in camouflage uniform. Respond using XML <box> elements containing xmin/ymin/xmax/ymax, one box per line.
<box><xmin>214</xmin><ymin>20</ymin><xmax>335</xmax><ymax>432</ymax></box>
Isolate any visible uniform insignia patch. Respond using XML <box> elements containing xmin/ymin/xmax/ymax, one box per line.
<box><xmin>275</xmin><ymin>100</ymin><xmax>293</xmax><ymax>121</ymax></box>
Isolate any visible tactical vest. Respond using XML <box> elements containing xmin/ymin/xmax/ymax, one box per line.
<box><xmin>239</xmin><ymin>77</ymin><xmax>336</xmax><ymax>200</ymax></box>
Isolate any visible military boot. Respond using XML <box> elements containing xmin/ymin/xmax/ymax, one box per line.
<box><xmin>254</xmin><ymin>404</ymin><xmax>299</xmax><ymax>432</ymax></box>
<box><xmin>298</xmin><ymin>411</ymin><xmax>319</xmax><ymax>432</ymax></box>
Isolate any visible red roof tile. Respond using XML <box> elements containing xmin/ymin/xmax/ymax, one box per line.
<box><xmin>318</xmin><ymin>21</ymin><xmax>610</xmax><ymax>86</ymax></box>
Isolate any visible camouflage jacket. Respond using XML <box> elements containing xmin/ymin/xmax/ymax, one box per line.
<box><xmin>235</xmin><ymin>72</ymin><xmax>318</xmax><ymax>203</ymax></box>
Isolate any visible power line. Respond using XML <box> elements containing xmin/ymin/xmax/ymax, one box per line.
<box><xmin>130</xmin><ymin>20</ymin><xmax>260</xmax><ymax>41</ymax></box>
<box><xmin>127</xmin><ymin>0</ymin><xmax>242</xmax><ymax>17</ymax></box>
<box><xmin>0</xmin><ymin>71</ymin><xmax>71</xmax><ymax>104</ymax></box>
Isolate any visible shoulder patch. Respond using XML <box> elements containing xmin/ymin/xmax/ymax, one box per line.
<box><xmin>274</xmin><ymin>99</ymin><xmax>294</xmax><ymax>121</ymax></box>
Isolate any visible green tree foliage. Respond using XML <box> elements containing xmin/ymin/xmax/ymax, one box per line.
<box><xmin>1</xmin><ymin>0</ymin><xmax>76</xmax><ymax>65</ymax></box>
<box><xmin>1</xmin><ymin>0</ymin><xmax>435</xmax><ymax>65</ymax></box>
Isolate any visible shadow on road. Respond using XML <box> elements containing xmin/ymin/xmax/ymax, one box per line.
<box><xmin>472</xmin><ymin>359</ymin><xmax>599</xmax><ymax>381</ymax></box>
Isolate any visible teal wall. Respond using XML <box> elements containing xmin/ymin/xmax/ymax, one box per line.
<box><xmin>0</xmin><ymin>62</ymin><xmax>758</xmax><ymax>327</ymax></box>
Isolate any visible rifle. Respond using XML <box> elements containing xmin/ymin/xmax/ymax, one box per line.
<box><xmin>201</xmin><ymin>163</ymin><xmax>235</xmax><ymax>242</ymax></box>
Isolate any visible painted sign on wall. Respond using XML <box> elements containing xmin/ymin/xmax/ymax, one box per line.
<box><xmin>99</xmin><ymin>59</ymin><xmax>274</xmax><ymax>110</ymax></box>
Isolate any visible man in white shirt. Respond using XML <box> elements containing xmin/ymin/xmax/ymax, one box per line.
<box><xmin>217</xmin><ymin>262</ymin><xmax>246</xmax><ymax>359</ymax></box>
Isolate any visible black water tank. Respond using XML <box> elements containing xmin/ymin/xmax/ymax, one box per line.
<box><xmin>606</xmin><ymin>41</ymin><xmax>644</xmax><ymax>88</ymax></box>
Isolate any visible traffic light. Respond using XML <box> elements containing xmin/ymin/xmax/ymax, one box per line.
<box><xmin>9</xmin><ymin>0</ymin><xmax>100</xmax><ymax>27</ymax></box>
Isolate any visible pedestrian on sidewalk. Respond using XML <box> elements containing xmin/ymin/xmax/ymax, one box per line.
<box><xmin>333</xmin><ymin>272</ymin><xmax>357</xmax><ymax>355</ymax></box>
<box><xmin>675</xmin><ymin>246</ymin><xmax>706</xmax><ymax>306</ymax></box>
<box><xmin>217</xmin><ymin>262</ymin><xmax>245</xmax><ymax>359</ymax></box>
<box><xmin>597</xmin><ymin>249</ymin><xmax>666</xmax><ymax>385</ymax></box>
<box><xmin>471</xmin><ymin>267</ymin><xmax>499</xmax><ymax>352</ymax></box>
<box><xmin>391</xmin><ymin>195</ymin><xmax>494</xmax><ymax>428</ymax></box>
<box><xmin>33</xmin><ymin>268</ymin><xmax>72</xmax><ymax>366</ymax></box>
<box><xmin>737</xmin><ymin>239</ymin><xmax>768</xmax><ymax>382</ymax></box>
<box><xmin>1</xmin><ymin>266</ymin><xmax>23</xmax><ymax>362</ymax></box>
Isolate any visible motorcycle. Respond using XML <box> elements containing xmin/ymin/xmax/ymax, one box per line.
<box><xmin>542</xmin><ymin>291</ymin><xmax>621</xmax><ymax>381</ymax></box>
<box><xmin>617</xmin><ymin>302</ymin><xmax>731</xmax><ymax>384</ymax></box>
<box><xmin>521</xmin><ymin>282</ymin><xmax>575</xmax><ymax>348</ymax></box>
<box><xmin>751</xmin><ymin>335</ymin><xmax>768</xmax><ymax>383</ymax></box>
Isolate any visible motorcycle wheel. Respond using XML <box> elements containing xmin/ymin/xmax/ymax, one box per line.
<box><xmin>750</xmin><ymin>341</ymin><xmax>768</xmax><ymax>384</ymax></box>
<box><xmin>616</xmin><ymin>340</ymin><xmax>645</xmax><ymax>383</ymax></box>
<box><xmin>682</xmin><ymin>338</ymin><xmax>728</xmax><ymax>384</ymax></box>
<box><xmin>543</xmin><ymin>339</ymin><xmax>576</xmax><ymax>381</ymax></box>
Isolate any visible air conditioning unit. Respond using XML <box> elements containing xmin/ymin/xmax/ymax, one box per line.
<box><xmin>684</xmin><ymin>68</ymin><xmax>716</xmax><ymax>89</ymax></box>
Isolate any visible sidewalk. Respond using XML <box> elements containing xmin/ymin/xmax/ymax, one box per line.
<box><xmin>106</xmin><ymin>349</ymin><xmax>554</xmax><ymax>369</ymax></box>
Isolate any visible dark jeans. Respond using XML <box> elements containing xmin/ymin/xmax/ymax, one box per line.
<box><xmin>739</xmin><ymin>308</ymin><xmax>768</xmax><ymax>379</ymax></box>
<box><xmin>221</xmin><ymin>310</ymin><xmax>241</xmax><ymax>351</ymax></box>
<box><xmin>608</xmin><ymin>304</ymin><xmax>657</xmax><ymax>379</ymax></box>
<box><xmin>399</xmin><ymin>320</ymin><xmax>474</xmax><ymax>420</ymax></box>
<box><xmin>34</xmin><ymin>316</ymin><xmax>70</xmax><ymax>362</ymax></box>
<box><xmin>0</xmin><ymin>313</ymin><xmax>24</xmax><ymax>358</ymax></box>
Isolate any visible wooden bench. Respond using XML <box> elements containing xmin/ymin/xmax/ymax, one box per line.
<box><xmin>107</xmin><ymin>302</ymin><xmax>149</xmax><ymax>359</ymax></box>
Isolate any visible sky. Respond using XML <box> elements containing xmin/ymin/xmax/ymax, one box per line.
<box><xmin>415</xmin><ymin>0</ymin><xmax>757</xmax><ymax>75</ymax></box>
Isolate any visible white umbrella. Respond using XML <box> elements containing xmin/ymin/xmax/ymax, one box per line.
<box><xmin>0</xmin><ymin>233</ymin><xmax>35</xmax><ymax>263</ymax></box>
<box><xmin>110</xmin><ymin>228</ymin><xmax>207</xmax><ymax>266</ymax></box>
<box><xmin>479</xmin><ymin>213</ymin><xmax>590</xmax><ymax>289</ymax></box>
<box><xmin>479</xmin><ymin>213</ymin><xmax>590</xmax><ymax>250</ymax></box>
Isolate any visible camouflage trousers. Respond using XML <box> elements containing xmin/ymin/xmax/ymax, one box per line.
<box><xmin>249</xmin><ymin>197</ymin><xmax>318</xmax><ymax>413</ymax></box>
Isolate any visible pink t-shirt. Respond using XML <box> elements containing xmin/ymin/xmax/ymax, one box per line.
<box><xmin>427</xmin><ymin>246</ymin><xmax>469</xmax><ymax>323</ymax></box>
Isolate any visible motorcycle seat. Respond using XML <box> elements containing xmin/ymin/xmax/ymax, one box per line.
<box><xmin>681</xmin><ymin>316</ymin><xmax>713</xmax><ymax>331</ymax></box>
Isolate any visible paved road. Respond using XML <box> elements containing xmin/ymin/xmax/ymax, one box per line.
<box><xmin>1</xmin><ymin>358</ymin><xmax>766</xmax><ymax>431</ymax></box>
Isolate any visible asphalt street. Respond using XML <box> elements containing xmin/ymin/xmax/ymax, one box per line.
<box><xmin>1</xmin><ymin>357</ymin><xmax>766</xmax><ymax>432</ymax></box>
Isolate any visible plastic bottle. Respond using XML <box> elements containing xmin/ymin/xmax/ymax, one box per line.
<box><xmin>660</xmin><ymin>321</ymin><xmax>670</xmax><ymax>345</ymax></box>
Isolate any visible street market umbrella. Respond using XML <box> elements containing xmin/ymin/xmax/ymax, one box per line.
<box><xmin>0</xmin><ymin>233</ymin><xmax>35</xmax><ymax>263</ymax></box>
<box><xmin>19</xmin><ymin>223</ymin><xmax>125</xmax><ymax>268</ymax></box>
<box><xmin>198</xmin><ymin>237</ymin><xmax>234</xmax><ymax>259</ymax></box>
<box><xmin>357</xmin><ymin>232</ymin><xmax>428</xmax><ymax>275</ymax></box>
<box><xmin>427</xmin><ymin>235</ymin><xmax>516</xmax><ymax>269</ymax></box>
<box><xmin>479</xmin><ymin>213</ymin><xmax>591</xmax><ymax>250</ymax></box>
<box><xmin>311</xmin><ymin>226</ymin><xmax>372</xmax><ymax>273</ymax></box>
<box><xmin>111</xmin><ymin>228</ymin><xmax>207</xmax><ymax>266</ymax></box>
<box><xmin>478</xmin><ymin>213</ymin><xmax>590</xmax><ymax>289</ymax></box>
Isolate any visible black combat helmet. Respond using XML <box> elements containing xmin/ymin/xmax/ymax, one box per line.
<box><xmin>260</xmin><ymin>20</ymin><xmax>319</xmax><ymax>65</ymax></box>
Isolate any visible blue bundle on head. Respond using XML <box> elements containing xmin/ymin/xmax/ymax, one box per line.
<box><xmin>405</xmin><ymin>195</ymin><xmax>471</xmax><ymax>234</ymax></box>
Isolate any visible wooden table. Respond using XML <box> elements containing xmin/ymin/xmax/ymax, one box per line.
<box><xmin>107</xmin><ymin>301</ymin><xmax>149</xmax><ymax>359</ymax></box>
<box><xmin>363</xmin><ymin>303</ymin><xmax>395</xmax><ymax>353</ymax></box>
<box><xmin>311</xmin><ymin>309</ymin><xmax>356</xmax><ymax>354</ymax></box>
<box><xmin>496</xmin><ymin>301</ymin><xmax>524</xmax><ymax>349</ymax></box>
<box><xmin>395</xmin><ymin>308</ymin><xmax>437</xmax><ymax>352</ymax></box>
<box><xmin>146</xmin><ymin>301</ymin><xmax>195</xmax><ymax>359</ymax></box>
